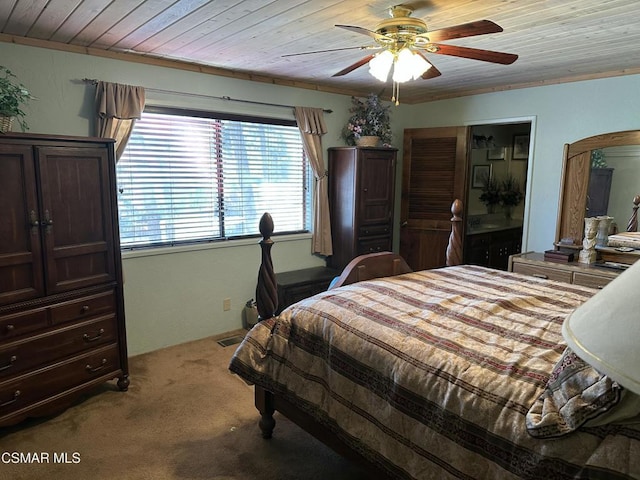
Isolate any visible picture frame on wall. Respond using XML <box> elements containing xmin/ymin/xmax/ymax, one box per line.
<box><xmin>487</xmin><ymin>147</ymin><xmax>505</xmax><ymax>161</ymax></box>
<box><xmin>512</xmin><ymin>134</ymin><xmax>530</xmax><ymax>160</ymax></box>
<box><xmin>472</xmin><ymin>164</ymin><xmax>492</xmax><ymax>189</ymax></box>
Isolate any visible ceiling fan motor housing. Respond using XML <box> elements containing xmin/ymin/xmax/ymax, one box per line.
<box><xmin>375</xmin><ymin>7</ymin><xmax>429</xmax><ymax>47</ymax></box>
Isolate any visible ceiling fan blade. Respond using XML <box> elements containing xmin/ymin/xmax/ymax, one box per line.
<box><xmin>332</xmin><ymin>54</ymin><xmax>376</xmax><ymax>77</ymax></box>
<box><xmin>419</xmin><ymin>20</ymin><xmax>503</xmax><ymax>43</ymax></box>
<box><xmin>422</xmin><ymin>65</ymin><xmax>441</xmax><ymax>79</ymax></box>
<box><xmin>336</xmin><ymin>24</ymin><xmax>393</xmax><ymax>42</ymax></box>
<box><xmin>282</xmin><ymin>45</ymin><xmax>378</xmax><ymax>57</ymax></box>
<box><xmin>414</xmin><ymin>52</ymin><xmax>442</xmax><ymax>79</ymax></box>
<box><xmin>430</xmin><ymin>44</ymin><xmax>518</xmax><ymax>64</ymax></box>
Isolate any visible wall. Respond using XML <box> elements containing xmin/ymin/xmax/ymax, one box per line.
<box><xmin>3</xmin><ymin>41</ymin><xmax>640</xmax><ymax>354</ymax></box>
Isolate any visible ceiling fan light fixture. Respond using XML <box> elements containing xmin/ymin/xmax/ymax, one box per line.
<box><xmin>369</xmin><ymin>49</ymin><xmax>394</xmax><ymax>82</ymax></box>
<box><xmin>389</xmin><ymin>48</ymin><xmax>431</xmax><ymax>83</ymax></box>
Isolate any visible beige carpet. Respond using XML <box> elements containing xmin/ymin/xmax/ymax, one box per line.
<box><xmin>0</xmin><ymin>330</ymin><xmax>370</xmax><ymax>480</ymax></box>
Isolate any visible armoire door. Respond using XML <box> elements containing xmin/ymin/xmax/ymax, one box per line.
<box><xmin>400</xmin><ymin>127</ymin><xmax>469</xmax><ymax>271</ymax></box>
<box><xmin>357</xmin><ymin>149</ymin><xmax>395</xmax><ymax>226</ymax></box>
<box><xmin>36</xmin><ymin>146</ymin><xmax>116</xmax><ymax>293</ymax></box>
<box><xmin>0</xmin><ymin>144</ymin><xmax>45</xmax><ymax>305</ymax></box>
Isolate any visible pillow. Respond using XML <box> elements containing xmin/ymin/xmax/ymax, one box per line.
<box><xmin>526</xmin><ymin>347</ymin><xmax>622</xmax><ymax>438</ymax></box>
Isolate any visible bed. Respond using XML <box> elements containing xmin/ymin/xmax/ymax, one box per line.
<box><xmin>229</xmin><ymin>201</ymin><xmax>640</xmax><ymax>479</ymax></box>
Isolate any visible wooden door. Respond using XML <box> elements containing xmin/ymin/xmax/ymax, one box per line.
<box><xmin>0</xmin><ymin>144</ymin><xmax>45</xmax><ymax>305</ymax></box>
<box><xmin>37</xmin><ymin>146</ymin><xmax>116</xmax><ymax>293</ymax></box>
<box><xmin>400</xmin><ymin>127</ymin><xmax>469</xmax><ymax>271</ymax></box>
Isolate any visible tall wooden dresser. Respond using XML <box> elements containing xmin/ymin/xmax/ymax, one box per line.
<box><xmin>327</xmin><ymin>146</ymin><xmax>397</xmax><ymax>270</ymax></box>
<box><xmin>0</xmin><ymin>133</ymin><xmax>128</xmax><ymax>427</ymax></box>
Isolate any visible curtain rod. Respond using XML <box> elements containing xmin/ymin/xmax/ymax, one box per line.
<box><xmin>82</xmin><ymin>78</ymin><xmax>332</xmax><ymax>113</ymax></box>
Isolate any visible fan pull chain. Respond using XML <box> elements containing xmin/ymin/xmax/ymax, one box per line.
<box><xmin>392</xmin><ymin>81</ymin><xmax>400</xmax><ymax>106</ymax></box>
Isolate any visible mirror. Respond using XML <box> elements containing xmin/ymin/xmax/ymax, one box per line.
<box><xmin>590</xmin><ymin>145</ymin><xmax>640</xmax><ymax>226</ymax></box>
<box><xmin>555</xmin><ymin>130</ymin><xmax>640</xmax><ymax>246</ymax></box>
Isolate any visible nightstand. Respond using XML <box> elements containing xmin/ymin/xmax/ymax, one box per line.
<box><xmin>275</xmin><ymin>267</ymin><xmax>341</xmax><ymax>314</ymax></box>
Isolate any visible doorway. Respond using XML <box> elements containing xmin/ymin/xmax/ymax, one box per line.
<box><xmin>399</xmin><ymin>121</ymin><xmax>532</xmax><ymax>271</ymax></box>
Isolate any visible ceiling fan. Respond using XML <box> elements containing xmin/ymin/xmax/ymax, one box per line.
<box><xmin>284</xmin><ymin>5</ymin><xmax>518</xmax><ymax>103</ymax></box>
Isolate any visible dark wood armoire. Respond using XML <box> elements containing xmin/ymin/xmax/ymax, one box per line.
<box><xmin>327</xmin><ymin>146</ymin><xmax>397</xmax><ymax>271</ymax></box>
<box><xmin>0</xmin><ymin>133</ymin><xmax>128</xmax><ymax>427</ymax></box>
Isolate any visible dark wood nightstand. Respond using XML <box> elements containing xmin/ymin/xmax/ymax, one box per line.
<box><xmin>275</xmin><ymin>266</ymin><xmax>341</xmax><ymax>314</ymax></box>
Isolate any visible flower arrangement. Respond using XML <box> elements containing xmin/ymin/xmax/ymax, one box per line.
<box><xmin>0</xmin><ymin>66</ymin><xmax>33</xmax><ymax>132</ymax></box>
<box><xmin>479</xmin><ymin>173</ymin><xmax>501</xmax><ymax>210</ymax></box>
<box><xmin>341</xmin><ymin>94</ymin><xmax>393</xmax><ymax>146</ymax></box>
<box><xmin>591</xmin><ymin>149</ymin><xmax>607</xmax><ymax>168</ymax></box>
<box><xmin>499</xmin><ymin>174</ymin><xmax>524</xmax><ymax>207</ymax></box>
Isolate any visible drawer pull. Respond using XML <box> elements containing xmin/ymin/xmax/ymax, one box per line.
<box><xmin>83</xmin><ymin>328</ymin><xmax>105</xmax><ymax>342</ymax></box>
<box><xmin>0</xmin><ymin>355</ymin><xmax>17</xmax><ymax>372</ymax></box>
<box><xmin>0</xmin><ymin>390</ymin><xmax>20</xmax><ymax>408</ymax></box>
<box><xmin>4</xmin><ymin>324</ymin><xmax>15</xmax><ymax>333</ymax></box>
<box><xmin>86</xmin><ymin>358</ymin><xmax>107</xmax><ymax>373</ymax></box>
<box><xmin>532</xmin><ymin>273</ymin><xmax>549</xmax><ymax>279</ymax></box>
<box><xmin>81</xmin><ymin>305</ymin><xmax>90</xmax><ymax>313</ymax></box>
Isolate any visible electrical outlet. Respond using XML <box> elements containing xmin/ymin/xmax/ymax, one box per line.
<box><xmin>223</xmin><ymin>298</ymin><xmax>231</xmax><ymax>311</ymax></box>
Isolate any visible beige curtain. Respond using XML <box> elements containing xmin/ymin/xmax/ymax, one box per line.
<box><xmin>95</xmin><ymin>81</ymin><xmax>146</xmax><ymax>161</ymax></box>
<box><xmin>294</xmin><ymin>106</ymin><xmax>332</xmax><ymax>256</ymax></box>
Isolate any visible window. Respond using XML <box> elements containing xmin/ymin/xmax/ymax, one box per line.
<box><xmin>116</xmin><ymin>107</ymin><xmax>311</xmax><ymax>249</ymax></box>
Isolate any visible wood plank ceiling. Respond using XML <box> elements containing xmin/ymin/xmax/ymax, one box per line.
<box><xmin>1</xmin><ymin>0</ymin><xmax>640</xmax><ymax>104</ymax></box>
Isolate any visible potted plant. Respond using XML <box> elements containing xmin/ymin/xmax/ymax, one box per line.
<box><xmin>0</xmin><ymin>66</ymin><xmax>33</xmax><ymax>132</ymax></box>
<box><xmin>479</xmin><ymin>173</ymin><xmax>501</xmax><ymax>213</ymax></box>
<box><xmin>341</xmin><ymin>93</ymin><xmax>392</xmax><ymax>147</ymax></box>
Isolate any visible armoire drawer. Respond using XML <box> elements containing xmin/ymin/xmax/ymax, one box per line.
<box><xmin>50</xmin><ymin>290</ymin><xmax>116</xmax><ymax>325</ymax></box>
<box><xmin>0</xmin><ymin>344</ymin><xmax>120</xmax><ymax>418</ymax></box>
<box><xmin>0</xmin><ymin>315</ymin><xmax>117</xmax><ymax>380</ymax></box>
<box><xmin>357</xmin><ymin>237</ymin><xmax>392</xmax><ymax>255</ymax></box>
<box><xmin>358</xmin><ymin>224</ymin><xmax>391</xmax><ymax>237</ymax></box>
<box><xmin>0</xmin><ymin>308</ymin><xmax>48</xmax><ymax>341</ymax></box>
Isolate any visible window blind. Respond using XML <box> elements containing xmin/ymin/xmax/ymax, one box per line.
<box><xmin>117</xmin><ymin>110</ymin><xmax>310</xmax><ymax>248</ymax></box>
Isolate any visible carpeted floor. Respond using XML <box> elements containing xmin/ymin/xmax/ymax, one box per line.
<box><xmin>0</xmin><ymin>330</ymin><xmax>370</xmax><ymax>480</ymax></box>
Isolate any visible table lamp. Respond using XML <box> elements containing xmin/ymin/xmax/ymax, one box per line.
<box><xmin>563</xmin><ymin>260</ymin><xmax>640</xmax><ymax>395</ymax></box>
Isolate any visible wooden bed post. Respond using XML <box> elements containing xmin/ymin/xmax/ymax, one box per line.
<box><xmin>256</xmin><ymin>213</ymin><xmax>278</xmax><ymax>321</ymax></box>
<box><xmin>446</xmin><ymin>199</ymin><xmax>464</xmax><ymax>266</ymax></box>
<box><xmin>627</xmin><ymin>195</ymin><xmax>640</xmax><ymax>232</ymax></box>
<box><xmin>254</xmin><ymin>213</ymin><xmax>279</xmax><ymax>438</ymax></box>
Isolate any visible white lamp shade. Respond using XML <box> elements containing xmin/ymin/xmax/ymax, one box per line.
<box><xmin>410</xmin><ymin>54</ymin><xmax>431</xmax><ymax>80</ymax></box>
<box><xmin>562</xmin><ymin>259</ymin><xmax>640</xmax><ymax>395</ymax></box>
<box><xmin>369</xmin><ymin>50</ymin><xmax>394</xmax><ymax>82</ymax></box>
<box><xmin>392</xmin><ymin>48</ymin><xmax>415</xmax><ymax>83</ymax></box>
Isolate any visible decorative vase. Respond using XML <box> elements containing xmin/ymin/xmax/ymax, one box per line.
<box><xmin>0</xmin><ymin>115</ymin><xmax>14</xmax><ymax>133</ymax></box>
<box><xmin>356</xmin><ymin>135</ymin><xmax>379</xmax><ymax>147</ymax></box>
<box><xmin>486</xmin><ymin>204</ymin><xmax>497</xmax><ymax>214</ymax></box>
<box><xmin>503</xmin><ymin>205</ymin><xmax>513</xmax><ymax>220</ymax></box>
<box><xmin>596</xmin><ymin>215</ymin><xmax>613</xmax><ymax>247</ymax></box>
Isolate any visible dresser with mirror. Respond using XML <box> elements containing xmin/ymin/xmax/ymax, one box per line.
<box><xmin>510</xmin><ymin>129</ymin><xmax>640</xmax><ymax>287</ymax></box>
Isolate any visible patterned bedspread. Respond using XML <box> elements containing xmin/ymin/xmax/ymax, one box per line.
<box><xmin>229</xmin><ymin>265</ymin><xmax>640</xmax><ymax>479</ymax></box>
